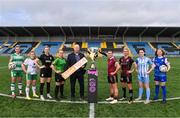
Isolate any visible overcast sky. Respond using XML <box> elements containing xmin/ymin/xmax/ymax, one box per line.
<box><xmin>0</xmin><ymin>0</ymin><xmax>180</xmax><ymax>26</ymax></box>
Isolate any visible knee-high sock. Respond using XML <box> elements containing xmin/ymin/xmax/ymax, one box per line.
<box><xmin>60</xmin><ymin>84</ymin><xmax>64</xmax><ymax>96</ymax></box>
<box><xmin>139</xmin><ymin>87</ymin><xmax>143</xmax><ymax>98</ymax></box>
<box><xmin>32</xmin><ymin>86</ymin><xmax>36</xmax><ymax>95</ymax></box>
<box><xmin>47</xmin><ymin>82</ymin><xmax>50</xmax><ymax>94</ymax></box>
<box><xmin>146</xmin><ymin>88</ymin><xmax>150</xmax><ymax>100</ymax></box>
<box><xmin>11</xmin><ymin>83</ymin><xmax>15</xmax><ymax>95</ymax></box>
<box><xmin>18</xmin><ymin>83</ymin><xmax>23</xmax><ymax>93</ymax></box>
<box><xmin>122</xmin><ymin>87</ymin><xmax>126</xmax><ymax>98</ymax></box>
<box><xmin>155</xmin><ymin>85</ymin><xmax>160</xmax><ymax>98</ymax></box>
<box><xmin>129</xmin><ymin>89</ymin><xmax>133</xmax><ymax>101</ymax></box>
<box><xmin>40</xmin><ymin>83</ymin><xmax>44</xmax><ymax>95</ymax></box>
<box><xmin>55</xmin><ymin>85</ymin><xmax>60</xmax><ymax>98</ymax></box>
<box><xmin>25</xmin><ymin>86</ymin><xmax>30</xmax><ymax>97</ymax></box>
<box><xmin>161</xmin><ymin>86</ymin><xmax>166</xmax><ymax>101</ymax></box>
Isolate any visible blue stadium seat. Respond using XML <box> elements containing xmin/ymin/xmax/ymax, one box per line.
<box><xmin>127</xmin><ymin>42</ymin><xmax>154</xmax><ymax>56</ymax></box>
<box><xmin>151</xmin><ymin>42</ymin><xmax>179</xmax><ymax>55</ymax></box>
<box><xmin>35</xmin><ymin>42</ymin><xmax>62</xmax><ymax>56</ymax></box>
<box><xmin>0</xmin><ymin>42</ymin><xmax>39</xmax><ymax>54</ymax></box>
<box><xmin>88</xmin><ymin>42</ymin><xmax>101</xmax><ymax>48</ymax></box>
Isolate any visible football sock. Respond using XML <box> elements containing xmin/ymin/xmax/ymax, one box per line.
<box><xmin>122</xmin><ymin>87</ymin><xmax>126</xmax><ymax>98</ymax></box>
<box><xmin>129</xmin><ymin>89</ymin><xmax>133</xmax><ymax>101</ymax></box>
<box><xmin>32</xmin><ymin>86</ymin><xmax>36</xmax><ymax>95</ymax></box>
<box><xmin>60</xmin><ymin>84</ymin><xmax>64</xmax><ymax>97</ymax></box>
<box><xmin>146</xmin><ymin>88</ymin><xmax>150</xmax><ymax>101</ymax></box>
<box><xmin>55</xmin><ymin>85</ymin><xmax>60</xmax><ymax>98</ymax></box>
<box><xmin>47</xmin><ymin>82</ymin><xmax>50</xmax><ymax>94</ymax></box>
<box><xmin>25</xmin><ymin>86</ymin><xmax>30</xmax><ymax>97</ymax></box>
<box><xmin>40</xmin><ymin>83</ymin><xmax>44</xmax><ymax>95</ymax></box>
<box><xmin>10</xmin><ymin>83</ymin><xmax>15</xmax><ymax>95</ymax></box>
<box><xmin>161</xmin><ymin>86</ymin><xmax>166</xmax><ymax>101</ymax></box>
<box><xmin>18</xmin><ymin>83</ymin><xmax>23</xmax><ymax>93</ymax></box>
<box><xmin>139</xmin><ymin>87</ymin><xmax>143</xmax><ymax>98</ymax></box>
<box><xmin>155</xmin><ymin>85</ymin><xmax>160</xmax><ymax>98</ymax></box>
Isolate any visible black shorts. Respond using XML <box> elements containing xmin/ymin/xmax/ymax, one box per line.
<box><xmin>107</xmin><ymin>75</ymin><xmax>118</xmax><ymax>84</ymax></box>
<box><xmin>120</xmin><ymin>75</ymin><xmax>132</xmax><ymax>84</ymax></box>
<box><xmin>40</xmin><ymin>68</ymin><xmax>52</xmax><ymax>78</ymax></box>
<box><xmin>55</xmin><ymin>73</ymin><xmax>65</xmax><ymax>82</ymax></box>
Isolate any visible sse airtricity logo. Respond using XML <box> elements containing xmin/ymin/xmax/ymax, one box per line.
<box><xmin>89</xmin><ymin>78</ymin><xmax>96</xmax><ymax>93</ymax></box>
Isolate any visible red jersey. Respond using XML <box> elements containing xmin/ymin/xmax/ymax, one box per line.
<box><xmin>108</xmin><ymin>56</ymin><xmax>117</xmax><ymax>76</ymax></box>
<box><xmin>119</xmin><ymin>56</ymin><xmax>134</xmax><ymax>77</ymax></box>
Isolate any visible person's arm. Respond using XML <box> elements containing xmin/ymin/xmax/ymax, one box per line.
<box><xmin>34</xmin><ymin>58</ymin><xmax>45</xmax><ymax>69</ymax></box>
<box><xmin>110</xmin><ymin>62</ymin><xmax>120</xmax><ymax>76</ymax></box>
<box><xmin>127</xmin><ymin>59</ymin><xmax>135</xmax><ymax>74</ymax></box>
<box><xmin>147</xmin><ymin>58</ymin><xmax>155</xmax><ymax>74</ymax></box>
<box><xmin>9</xmin><ymin>55</ymin><xmax>13</xmax><ymax>63</ymax></box>
<box><xmin>50</xmin><ymin>59</ymin><xmax>61</xmax><ymax>74</ymax></box>
<box><xmin>165</xmin><ymin>58</ymin><xmax>171</xmax><ymax>72</ymax></box>
<box><xmin>135</xmin><ymin>59</ymin><xmax>138</xmax><ymax>72</ymax></box>
<box><xmin>22</xmin><ymin>59</ymin><xmax>27</xmax><ymax>74</ymax></box>
<box><xmin>98</xmin><ymin>50</ymin><xmax>107</xmax><ymax>57</ymax></box>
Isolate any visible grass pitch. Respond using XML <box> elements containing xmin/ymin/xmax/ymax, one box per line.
<box><xmin>0</xmin><ymin>56</ymin><xmax>180</xmax><ymax>117</ymax></box>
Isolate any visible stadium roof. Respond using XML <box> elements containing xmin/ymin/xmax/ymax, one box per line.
<box><xmin>0</xmin><ymin>26</ymin><xmax>180</xmax><ymax>37</ymax></box>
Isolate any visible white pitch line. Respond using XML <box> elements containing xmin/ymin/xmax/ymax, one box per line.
<box><xmin>89</xmin><ymin>103</ymin><xmax>95</xmax><ymax>118</ymax></box>
<box><xmin>0</xmin><ymin>93</ymin><xmax>180</xmax><ymax>104</ymax></box>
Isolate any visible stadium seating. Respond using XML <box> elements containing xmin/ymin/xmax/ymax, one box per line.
<box><xmin>0</xmin><ymin>42</ymin><xmax>39</xmax><ymax>54</ymax></box>
<box><xmin>150</xmin><ymin>42</ymin><xmax>180</xmax><ymax>55</ymax></box>
<box><xmin>35</xmin><ymin>42</ymin><xmax>62</xmax><ymax>56</ymax></box>
<box><xmin>127</xmin><ymin>42</ymin><xmax>155</xmax><ymax>56</ymax></box>
<box><xmin>106</xmin><ymin>42</ymin><xmax>114</xmax><ymax>48</ymax></box>
<box><xmin>88</xmin><ymin>41</ymin><xmax>101</xmax><ymax>48</ymax></box>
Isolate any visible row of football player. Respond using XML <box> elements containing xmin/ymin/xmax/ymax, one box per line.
<box><xmin>100</xmin><ymin>47</ymin><xmax>170</xmax><ymax>104</ymax></box>
<box><xmin>8</xmin><ymin>45</ymin><xmax>170</xmax><ymax>104</ymax></box>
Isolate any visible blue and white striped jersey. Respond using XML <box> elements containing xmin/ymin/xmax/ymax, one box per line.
<box><xmin>136</xmin><ymin>56</ymin><xmax>153</xmax><ymax>77</ymax></box>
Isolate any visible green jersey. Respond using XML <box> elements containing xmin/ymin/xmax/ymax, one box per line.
<box><xmin>52</xmin><ymin>57</ymin><xmax>67</xmax><ymax>72</ymax></box>
<box><xmin>10</xmin><ymin>53</ymin><xmax>25</xmax><ymax>71</ymax></box>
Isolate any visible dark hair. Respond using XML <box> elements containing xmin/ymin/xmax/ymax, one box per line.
<box><xmin>138</xmin><ymin>48</ymin><xmax>145</xmax><ymax>53</ymax></box>
<box><xmin>155</xmin><ymin>49</ymin><xmax>165</xmax><ymax>57</ymax></box>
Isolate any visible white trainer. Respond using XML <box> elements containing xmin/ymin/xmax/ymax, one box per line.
<box><xmin>40</xmin><ymin>95</ymin><xmax>45</xmax><ymax>100</ymax></box>
<box><xmin>135</xmin><ymin>97</ymin><xmax>142</xmax><ymax>101</ymax></box>
<box><xmin>110</xmin><ymin>99</ymin><xmax>118</xmax><ymax>104</ymax></box>
<box><xmin>47</xmin><ymin>94</ymin><xmax>52</xmax><ymax>99</ymax></box>
<box><xmin>119</xmin><ymin>97</ymin><xmax>126</xmax><ymax>101</ymax></box>
<box><xmin>144</xmin><ymin>100</ymin><xmax>150</xmax><ymax>104</ymax></box>
<box><xmin>106</xmin><ymin>97</ymin><xmax>114</xmax><ymax>101</ymax></box>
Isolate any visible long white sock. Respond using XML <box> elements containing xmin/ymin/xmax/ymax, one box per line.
<box><xmin>18</xmin><ymin>83</ymin><xmax>23</xmax><ymax>93</ymax></box>
<box><xmin>26</xmin><ymin>86</ymin><xmax>30</xmax><ymax>97</ymax></box>
<box><xmin>32</xmin><ymin>86</ymin><xmax>36</xmax><ymax>95</ymax></box>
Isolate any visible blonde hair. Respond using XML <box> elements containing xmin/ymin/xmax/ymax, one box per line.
<box><xmin>123</xmin><ymin>47</ymin><xmax>130</xmax><ymax>52</ymax></box>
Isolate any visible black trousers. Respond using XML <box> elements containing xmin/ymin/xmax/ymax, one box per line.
<box><xmin>70</xmin><ymin>74</ymin><xmax>84</xmax><ymax>98</ymax></box>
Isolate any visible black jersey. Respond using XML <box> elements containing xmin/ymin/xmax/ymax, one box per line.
<box><xmin>39</xmin><ymin>54</ymin><xmax>54</xmax><ymax>68</ymax></box>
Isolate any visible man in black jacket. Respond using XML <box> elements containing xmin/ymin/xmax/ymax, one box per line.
<box><xmin>67</xmin><ymin>44</ymin><xmax>86</xmax><ymax>100</ymax></box>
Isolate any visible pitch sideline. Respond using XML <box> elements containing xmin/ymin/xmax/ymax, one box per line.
<box><xmin>0</xmin><ymin>92</ymin><xmax>180</xmax><ymax>104</ymax></box>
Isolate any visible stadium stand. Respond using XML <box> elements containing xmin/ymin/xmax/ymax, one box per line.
<box><xmin>0</xmin><ymin>42</ymin><xmax>38</xmax><ymax>54</ymax></box>
<box><xmin>35</xmin><ymin>42</ymin><xmax>62</xmax><ymax>56</ymax></box>
<box><xmin>127</xmin><ymin>42</ymin><xmax>155</xmax><ymax>56</ymax></box>
<box><xmin>88</xmin><ymin>41</ymin><xmax>101</xmax><ymax>48</ymax></box>
<box><xmin>150</xmin><ymin>42</ymin><xmax>180</xmax><ymax>55</ymax></box>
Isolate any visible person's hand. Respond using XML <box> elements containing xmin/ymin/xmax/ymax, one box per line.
<box><xmin>110</xmin><ymin>72</ymin><xmax>116</xmax><ymax>76</ymax></box>
<box><xmin>146</xmin><ymin>71</ymin><xmax>150</xmax><ymax>74</ymax></box>
<box><xmin>127</xmin><ymin>70</ymin><xmax>132</xmax><ymax>74</ymax></box>
<box><xmin>56</xmin><ymin>70</ymin><xmax>61</xmax><ymax>74</ymax></box>
<box><xmin>40</xmin><ymin>65</ymin><xmax>45</xmax><ymax>69</ymax></box>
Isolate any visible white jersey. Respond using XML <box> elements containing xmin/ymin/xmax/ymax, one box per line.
<box><xmin>23</xmin><ymin>58</ymin><xmax>38</xmax><ymax>75</ymax></box>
